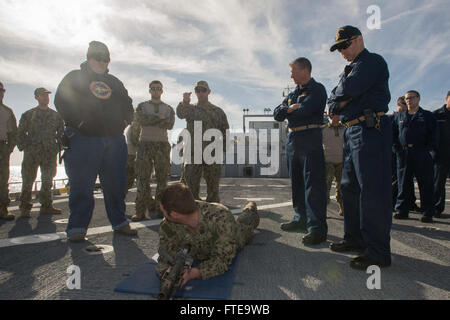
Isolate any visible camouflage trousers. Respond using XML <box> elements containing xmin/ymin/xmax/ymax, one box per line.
<box><xmin>135</xmin><ymin>141</ymin><xmax>171</xmax><ymax>214</ymax></box>
<box><xmin>184</xmin><ymin>163</ymin><xmax>222</xmax><ymax>203</ymax></box>
<box><xmin>19</xmin><ymin>149</ymin><xmax>58</xmax><ymax>209</ymax></box>
<box><xmin>0</xmin><ymin>144</ymin><xmax>11</xmax><ymax>207</ymax></box>
<box><xmin>236</xmin><ymin>205</ymin><xmax>259</xmax><ymax>248</ymax></box>
<box><xmin>126</xmin><ymin>154</ymin><xmax>136</xmax><ymax>192</ymax></box>
<box><xmin>325</xmin><ymin>162</ymin><xmax>343</xmax><ymax>208</ymax></box>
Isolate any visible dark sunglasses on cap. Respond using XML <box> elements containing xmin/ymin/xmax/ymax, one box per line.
<box><xmin>195</xmin><ymin>87</ymin><xmax>208</xmax><ymax>93</ymax></box>
<box><xmin>150</xmin><ymin>87</ymin><xmax>162</xmax><ymax>91</ymax></box>
<box><xmin>337</xmin><ymin>37</ymin><xmax>358</xmax><ymax>51</ymax></box>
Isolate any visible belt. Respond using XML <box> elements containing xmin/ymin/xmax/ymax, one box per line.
<box><xmin>343</xmin><ymin>112</ymin><xmax>385</xmax><ymax>128</ymax></box>
<box><xmin>288</xmin><ymin>124</ymin><xmax>323</xmax><ymax>132</ymax></box>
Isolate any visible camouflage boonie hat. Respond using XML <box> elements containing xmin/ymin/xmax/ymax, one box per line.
<box><xmin>34</xmin><ymin>87</ymin><xmax>51</xmax><ymax>96</ymax></box>
<box><xmin>195</xmin><ymin>81</ymin><xmax>210</xmax><ymax>90</ymax></box>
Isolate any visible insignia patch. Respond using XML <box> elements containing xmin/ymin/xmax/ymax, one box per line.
<box><xmin>336</xmin><ymin>28</ymin><xmax>345</xmax><ymax>41</ymax></box>
<box><xmin>90</xmin><ymin>81</ymin><xmax>112</xmax><ymax>100</ymax></box>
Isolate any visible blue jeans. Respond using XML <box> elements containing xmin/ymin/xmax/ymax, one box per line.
<box><xmin>64</xmin><ymin>128</ymin><xmax>129</xmax><ymax>236</ymax></box>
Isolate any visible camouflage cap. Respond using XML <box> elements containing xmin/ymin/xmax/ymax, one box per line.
<box><xmin>87</xmin><ymin>41</ymin><xmax>110</xmax><ymax>62</ymax></box>
<box><xmin>34</xmin><ymin>87</ymin><xmax>51</xmax><ymax>96</ymax></box>
<box><xmin>195</xmin><ymin>80</ymin><xmax>210</xmax><ymax>90</ymax></box>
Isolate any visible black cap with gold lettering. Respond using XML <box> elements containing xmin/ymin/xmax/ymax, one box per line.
<box><xmin>330</xmin><ymin>26</ymin><xmax>362</xmax><ymax>52</ymax></box>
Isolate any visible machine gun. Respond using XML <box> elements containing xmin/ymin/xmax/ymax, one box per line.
<box><xmin>157</xmin><ymin>245</ymin><xmax>193</xmax><ymax>300</ymax></box>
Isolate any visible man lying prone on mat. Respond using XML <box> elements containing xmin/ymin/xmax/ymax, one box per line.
<box><xmin>156</xmin><ymin>183</ymin><xmax>259</xmax><ymax>286</ymax></box>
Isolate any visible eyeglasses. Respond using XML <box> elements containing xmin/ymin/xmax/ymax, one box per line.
<box><xmin>195</xmin><ymin>87</ymin><xmax>208</xmax><ymax>93</ymax></box>
<box><xmin>150</xmin><ymin>87</ymin><xmax>162</xmax><ymax>91</ymax></box>
<box><xmin>337</xmin><ymin>37</ymin><xmax>357</xmax><ymax>51</ymax></box>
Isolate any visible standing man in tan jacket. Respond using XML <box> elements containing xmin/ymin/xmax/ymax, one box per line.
<box><xmin>132</xmin><ymin>80</ymin><xmax>175</xmax><ymax>221</ymax></box>
<box><xmin>322</xmin><ymin>114</ymin><xmax>345</xmax><ymax>216</ymax></box>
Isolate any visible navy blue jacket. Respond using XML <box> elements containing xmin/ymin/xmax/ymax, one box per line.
<box><xmin>55</xmin><ymin>62</ymin><xmax>134</xmax><ymax>137</ymax></box>
<box><xmin>327</xmin><ymin>49</ymin><xmax>390</xmax><ymax>123</ymax></box>
<box><xmin>392</xmin><ymin>107</ymin><xmax>439</xmax><ymax>152</ymax></box>
<box><xmin>433</xmin><ymin>105</ymin><xmax>450</xmax><ymax>163</ymax></box>
<box><xmin>273</xmin><ymin>78</ymin><xmax>326</xmax><ymax>127</ymax></box>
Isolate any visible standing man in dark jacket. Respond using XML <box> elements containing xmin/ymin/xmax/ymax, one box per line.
<box><xmin>327</xmin><ymin>26</ymin><xmax>392</xmax><ymax>269</ymax></box>
<box><xmin>433</xmin><ymin>91</ymin><xmax>450</xmax><ymax>218</ymax></box>
<box><xmin>392</xmin><ymin>90</ymin><xmax>438</xmax><ymax>223</ymax></box>
<box><xmin>54</xmin><ymin>41</ymin><xmax>136</xmax><ymax>242</ymax></box>
<box><xmin>274</xmin><ymin>57</ymin><xmax>328</xmax><ymax>246</ymax></box>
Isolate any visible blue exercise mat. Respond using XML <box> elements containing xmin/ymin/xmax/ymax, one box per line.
<box><xmin>114</xmin><ymin>256</ymin><xmax>241</xmax><ymax>299</ymax></box>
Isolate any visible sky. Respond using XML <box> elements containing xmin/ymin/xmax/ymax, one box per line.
<box><xmin>1</xmin><ymin>0</ymin><xmax>449</xmax><ymax>165</ymax></box>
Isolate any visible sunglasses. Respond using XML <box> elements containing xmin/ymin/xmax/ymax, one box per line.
<box><xmin>337</xmin><ymin>37</ymin><xmax>357</xmax><ymax>51</ymax></box>
<box><xmin>90</xmin><ymin>54</ymin><xmax>110</xmax><ymax>63</ymax></box>
<box><xmin>195</xmin><ymin>87</ymin><xmax>208</xmax><ymax>93</ymax></box>
<box><xmin>150</xmin><ymin>87</ymin><xmax>162</xmax><ymax>91</ymax></box>
<box><xmin>0</xmin><ymin>88</ymin><xmax>5</xmax><ymax>93</ymax></box>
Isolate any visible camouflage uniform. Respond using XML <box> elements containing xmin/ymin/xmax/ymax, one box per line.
<box><xmin>125</xmin><ymin>117</ymin><xmax>141</xmax><ymax>192</ymax></box>
<box><xmin>157</xmin><ymin>201</ymin><xmax>258</xmax><ymax>280</ymax></box>
<box><xmin>17</xmin><ymin>107</ymin><xmax>64</xmax><ymax>211</ymax></box>
<box><xmin>322</xmin><ymin>123</ymin><xmax>345</xmax><ymax>214</ymax></box>
<box><xmin>0</xmin><ymin>103</ymin><xmax>18</xmax><ymax>213</ymax></box>
<box><xmin>134</xmin><ymin>101</ymin><xmax>175</xmax><ymax>218</ymax></box>
<box><xmin>177</xmin><ymin>101</ymin><xmax>229</xmax><ymax>202</ymax></box>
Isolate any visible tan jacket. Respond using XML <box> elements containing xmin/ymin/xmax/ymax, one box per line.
<box><xmin>322</xmin><ymin>123</ymin><xmax>345</xmax><ymax>164</ymax></box>
<box><xmin>135</xmin><ymin>101</ymin><xmax>175</xmax><ymax>142</ymax></box>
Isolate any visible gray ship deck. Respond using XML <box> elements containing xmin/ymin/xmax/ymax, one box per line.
<box><xmin>0</xmin><ymin>178</ymin><xmax>449</xmax><ymax>300</ymax></box>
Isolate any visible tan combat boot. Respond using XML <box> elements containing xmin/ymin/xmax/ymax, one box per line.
<box><xmin>0</xmin><ymin>206</ymin><xmax>15</xmax><ymax>221</ymax></box>
<box><xmin>131</xmin><ymin>212</ymin><xmax>146</xmax><ymax>222</ymax></box>
<box><xmin>243</xmin><ymin>201</ymin><xmax>259</xmax><ymax>228</ymax></box>
<box><xmin>39</xmin><ymin>206</ymin><xmax>62</xmax><ymax>215</ymax></box>
<box><xmin>68</xmin><ymin>233</ymin><xmax>87</xmax><ymax>242</ymax></box>
<box><xmin>19</xmin><ymin>207</ymin><xmax>31</xmax><ymax>219</ymax></box>
<box><xmin>115</xmin><ymin>224</ymin><xmax>138</xmax><ymax>236</ymax></box>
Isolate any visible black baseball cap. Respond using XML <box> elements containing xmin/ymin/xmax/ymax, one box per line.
<box><xmin>330</xmin><ymin>26</ymin><xmax>362</xmax><ymax>52</ymax></box>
